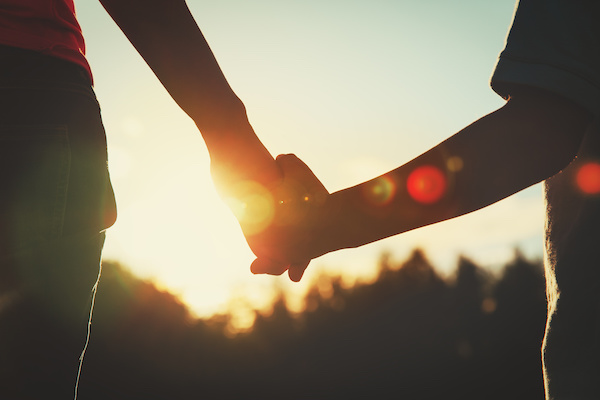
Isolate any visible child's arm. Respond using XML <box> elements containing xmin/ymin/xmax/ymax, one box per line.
<box><xmin>324</xmin><ymin>86</ymin><xmax>592</xmax><ymax>250</ymax></box>
<box><xmin>98</xmin><ymin>0</ymin><xmax>280</xmax><ymax>189</ymax></box>
<box><xmin>250</xmin><ymin>85</ymin><xmax>593</xmax><ymax>281</ymax></box>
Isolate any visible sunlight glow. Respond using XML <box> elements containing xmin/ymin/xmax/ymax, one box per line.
<box><xmin>106</xmin><ymin>146</ymin><xmax>132</xmax><ymax>179</ymax></box>
<box><xmin>120</xmin><ymin>116</ymin><xmax>144</xmax><ymax>138</ymax></box>
<box><xmin>576</xmin><ymin>162</ymin><xmax>600</xmax><ymax>195</ymax></box>
<box><xmin>406</xmin><ymin>165</ymin><xmax>447</xmax><ymax>204</ymax></box>
<box><xmin>225</xmin><ymin>181</ymin><xmax>275</xmax><ymax>235</ymax></box>
<box><xmin>223</xmin><ymin>297</ymin><xmax>258</xmax><ymax>337</ymax></box>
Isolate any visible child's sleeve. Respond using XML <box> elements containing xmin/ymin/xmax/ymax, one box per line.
<box><xmin>491</xmin><ymin>0</ymin><xmax>600</xmax><ymax>115</ymax></box>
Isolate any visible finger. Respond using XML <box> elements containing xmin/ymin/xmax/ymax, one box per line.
<box><xmin>276</xmin><ymin>154</ymin><xmax>329</xmax><ymax>198</ymax></box>
<box><xmin>250</xmin><ymin>257</ymin><xmax>289</xmax><ymax>276</ymax></box>
<box><xmin>288</xmin><ymin>260</ymin><xmax>310</xmax><ymax>282</ymax></box>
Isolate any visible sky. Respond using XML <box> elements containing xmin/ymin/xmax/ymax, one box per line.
<box><xmin>74</xmin><ymin>0</ymin><xmax>537</xmax><ymax>325</ymax></box>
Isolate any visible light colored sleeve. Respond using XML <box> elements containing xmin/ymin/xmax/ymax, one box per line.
<box><xmin>491</xmin><ymin>0</ymin><xmax>600</xmax><ymax>115</ymax></box>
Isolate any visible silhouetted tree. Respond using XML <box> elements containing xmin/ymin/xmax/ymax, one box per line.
<box><xmin>29</xmin><ymin>249</ymin><xmax>549</xmax><ymax>400</ymax></box>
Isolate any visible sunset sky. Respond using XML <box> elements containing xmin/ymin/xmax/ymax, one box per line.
<box><xmin>75</xmin><ymin>0</ymin><xmax>538</xmax><ymax>323</ymax></box>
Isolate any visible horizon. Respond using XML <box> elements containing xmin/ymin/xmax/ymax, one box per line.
<box><xmin>100</xmin><ymin>244</ymin><xmax>543</xmax><ymax>335</ymax></box>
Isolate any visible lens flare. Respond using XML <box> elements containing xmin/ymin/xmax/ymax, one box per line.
<box><xmin>406</xmin><ymin>165</ymin><xmax>447</xmax><ymax>204</ymax></box>
<box><xmin>363</xmin><ymin>176</ymin><xmax>397</xmax><ymax>205</ymax></box>
<box><xmin>446</xmin><ymin>156</ymin><xmax>464</xmax><ymax>172</ymax></box>
<box><xmin>224</xmin><ymin>181</ymin><xmax>275</xmax><ymax>235</ymax></box>
<box><xmin>576</xmin><ymin>162</ymin><xmax>600</xmax><ymax>195</ymax></box>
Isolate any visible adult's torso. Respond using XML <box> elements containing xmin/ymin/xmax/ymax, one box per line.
<box><xmin>0</xmin><ymin>0</ymin><xmax>91</xmax><ymax>80</ymax></box>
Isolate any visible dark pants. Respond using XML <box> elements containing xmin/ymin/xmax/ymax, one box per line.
<box><xmin>0</xmin><ymin>45</ymin><xmax>116</xmax><ymax>399</ymax></box>
<box><xmin>543</xmin><ymin>120</ymin><xmax>600</xmax><ymax>400</ymax></box>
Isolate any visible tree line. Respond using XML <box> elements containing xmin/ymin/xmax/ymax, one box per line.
<box><xmin>72</xmin><ymin>249</ymin><xmax>548</xmax><ymax>399</ymax></box>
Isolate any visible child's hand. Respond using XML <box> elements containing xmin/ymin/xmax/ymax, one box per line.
<box><xmin>223</xmin><ymin>154</ymin><xmax>330</xmax><ymax>282</ymax></box>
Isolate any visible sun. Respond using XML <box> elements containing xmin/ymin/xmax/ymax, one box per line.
<box><xmin>101</xmin><ymin>160</ymin><xmax>269</xmax><ymax>319</ymax></box>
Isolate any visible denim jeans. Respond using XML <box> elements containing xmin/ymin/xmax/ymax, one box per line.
<box><xmin>0</xmin><ymin>46</ymin><xmax>116</xmax><ymax>399</ymax></box>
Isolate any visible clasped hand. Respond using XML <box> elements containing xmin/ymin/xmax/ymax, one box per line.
<box><xmin>221</xmin><ymin>154</ymin><xmax>330</xmax><ymax>282</ymax></box>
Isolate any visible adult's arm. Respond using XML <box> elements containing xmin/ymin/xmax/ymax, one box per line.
<box><xmin>98</xmin><ymin>0</ymin><xmax>280</xmax><ymax>188</ymax></box>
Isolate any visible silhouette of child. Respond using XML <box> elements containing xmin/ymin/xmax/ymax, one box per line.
<box><xmin>240</xmin><ymin>1</ymin><xmax>600</xmax><ymax>399</ymax></box>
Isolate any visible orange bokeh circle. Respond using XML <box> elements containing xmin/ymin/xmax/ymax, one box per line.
<box><xmin>576</xmin><ymin>162</ymin><xmax>600</xmax><ymax>195</ymax></box>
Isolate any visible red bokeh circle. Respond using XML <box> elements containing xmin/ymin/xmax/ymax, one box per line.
<box><xmin>406</xmin><ymin>165</ymin><xmax>447</xmax><ymax>204</ymax></box>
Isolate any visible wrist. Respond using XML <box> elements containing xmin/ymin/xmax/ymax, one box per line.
<box><xmin>205</xmin><ymin>124</ymin><xmax>281</xmax><ymax>198</ymax></box>
<box><xmin>311</xmin><ymin>190</ymin><xmax>359</xmax><ymax>258</ymax></box>
<box><xmin>194</xmin><ymin>96</ymin><xmax>251</xmax><ymax>144</ymax></box>
<box><xmin>318</xmin><ymin>185</ymin><xmax>398</xmax><ymax>255</ymax></box>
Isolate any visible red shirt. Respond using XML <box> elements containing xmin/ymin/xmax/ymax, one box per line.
<box><xmin>0</xmin><ymin>0</ymin><xmax>92</xmax><ymax>81</ymax></box>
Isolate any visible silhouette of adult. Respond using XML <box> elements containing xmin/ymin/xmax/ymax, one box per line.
<box><xmin>0</xmin><ymin>0</ymin><xmax>281</xmax><ymax>398</ymax></box>
<box><xmin>243</xmin><ymin>1</ymin><xmax>600</xmax><ymax>399</ymax></box>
